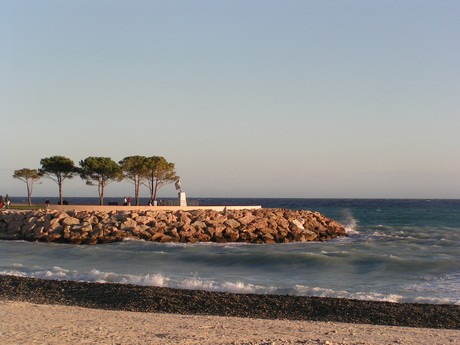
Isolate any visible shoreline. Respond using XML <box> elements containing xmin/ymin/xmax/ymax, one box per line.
<box><xmin>0</xmin><ymin>275</ymin><xmax>458</xmax><ymax>330</ymax></box>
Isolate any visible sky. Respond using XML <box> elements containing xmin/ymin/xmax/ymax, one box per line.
<box><xmin>1</xmin><ymin>0</ymin><xmax>459</xmax><ymax>199</ymax></box>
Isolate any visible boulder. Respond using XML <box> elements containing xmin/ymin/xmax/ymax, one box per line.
<box><xmin>0</xmin><ymin>208</ymin><xmax>346</xmax><ymax>244</ymax></box>
<box><xmin>8</xmin><ymin>221</ymin><xmax>24</xmax><ymax>233</ymax></box>
<box><xmin>291</xmin><ymin>219</ymin><xmax>305</xmax><ymax>230</ymax></box>
<box><xmin>191</xmin><ymin>221</ymin><xmax>207</xmax><ymax>229</ymax></box>
<box><xmin>151</xmin><ymin>232</ymin><xmax>164</xmax><ymax>242</ymax></box>
<box><xmin>225</xmin><ymin>219</ymin><xmax>241</xmax><ymax>229</ymax></box>
<box><xmin>160</xmin><ymin>235</ymin><xmax>178</xmax><ymax>243</ymax></box>
<box><xmin>62</xmin><ymin>217</ymin><xmax>80</xmax><ymax>226</ymax></box>
<box><xmin>120</xmin><ymin>218</ymin><xmax>137</xmax><ymax>230</ymax></box>
<box><xmin>224</xmin><ymin>228</ymin><xmax>239</xmax><ymax>242</ymax></box>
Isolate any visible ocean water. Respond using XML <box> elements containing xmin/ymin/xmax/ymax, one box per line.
<box><xmin>1</xmin><ymin>198</ymin><xmax>459</xmax><ymax>305</ymax></box>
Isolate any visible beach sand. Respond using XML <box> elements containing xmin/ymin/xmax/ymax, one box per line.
<box><xmin>0</xmin><ymin>275</ymin><xmax>459</xmax><ymax>344</ymax></box>
<box><xmin>1</xmin><ymin>300</ymin><xmax>459</xmax><ymax>345</ymax></box>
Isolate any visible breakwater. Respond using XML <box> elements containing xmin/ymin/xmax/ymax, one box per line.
<box><xmin>0</xmin><ymin>208</ymin><xmax>346</xmax><ymax>244</ymax></box>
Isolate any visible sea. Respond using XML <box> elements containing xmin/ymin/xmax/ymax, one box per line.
<box><xmin>1</xmin><ymin>198</ymin><xmax>459</xmax><ymax>305</ymax></box>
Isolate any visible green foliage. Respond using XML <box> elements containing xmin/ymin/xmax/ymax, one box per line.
<box><xmin>39</xmin><ymin>155</ymin><xmax>78</xmax><ymax>205</ymax></box>
<box><xmin>80</xmin><ymin>157</ymin><xmax>123</xmax><ymax>184</ymax></box>
<box><xmin>39</xmin><ymin>155</ymin><xmax>78</xmax><ymax>182</ymax></box>
<box><xmin>13</xmin><ymin>154</ymin><xmax>179</xmax><ymax>205</ymax></box>
<box><xmin>9</xmin><ymin>204</ymin><xmax>46</xmax><ymax>210</ymax></box>
<box><xmin>13</xmin><ymin>168</ymin><xmax>41</xmax><ymax>206</ymax></box>
<box><xmin>143</xmin><ymin>156</ymin><xmax>179</xmax><ymax>201</ymax></box>
<box><xmin>119</xmin><ymin>155</ymin><xmax>148</xmax><ymax>176</ymax></box>
<box><xmin>13</xmin><ymin>168</ymin><xmax>41</xmax><ymax>182</ymax></box>
<box><xmin>79</xmin><ymin>157</ymin><xmax>123</xmax><ymax>205</ymax></box>
<box><xmin>119</xmin><ymin>156</ymin><xmax>149</xmax><ymax>206</ymax></box>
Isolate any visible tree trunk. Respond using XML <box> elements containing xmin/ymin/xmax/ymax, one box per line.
<box><xmin>153</xmin><ymin>180</ymin><xmax>159</xmax><ymax>202</ymax></box>
<box><xmin>148</xmin><ymin>178</ymin><xmax>155</xmax><ymax>201</ymax></box>
<box><xmin>99</xmin><ymin>181</ymin><xmax>104</xmax><ymax>206</ymax></box>
<box><xmin>135</xmin><ymin>179</ymin><xmax>140</xmax><ymax>206</ymax></box>
<box><xmin>26</xmin><ymin>182</ymin><xmax>32</xmax><ymax>206</ymax></box>
<box><xmin>58</xmin><ymin>181</ymin><xmax>63</xmax><ymax>205</ymax></box>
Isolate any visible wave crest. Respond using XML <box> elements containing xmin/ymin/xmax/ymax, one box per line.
<box><xmin>341</xmin><ymin>209</ymin><xmax>359</xmax><ymax>234</ymax></box>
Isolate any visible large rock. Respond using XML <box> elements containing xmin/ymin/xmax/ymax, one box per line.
<box><xmin>0</xmin><ymin>208</ymin><xmax>346</xmax><ymax>245</ymax></box>
<box><xmin>62</xmin><ymin>217</ymin><xmax>80</xmax><ymax>226</ymax></box>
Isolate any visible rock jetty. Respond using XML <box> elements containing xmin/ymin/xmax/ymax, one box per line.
<box><xmin>0</xmin><ymin>208</ymin><xmax>346</xmax><ymax>244</ymax></box>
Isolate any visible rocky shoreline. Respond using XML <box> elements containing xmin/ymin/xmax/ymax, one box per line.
<box><xmin>0</xmin><ymin>208</ymin><xmax>346</xmax><ymax>244</ymax></box>
<box><xmin>0</xmin><ymin>275</ymin><xmax>458</xmax><ymax>329</ymax></box>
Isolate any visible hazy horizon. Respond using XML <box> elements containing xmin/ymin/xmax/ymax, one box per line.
<box><xmin>2</xmin><ymin>1</ymin><xmax>459</xmax><ymax>199</ymax></box>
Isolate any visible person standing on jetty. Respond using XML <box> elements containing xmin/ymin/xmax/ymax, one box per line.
<box><xmin>0</xmin><ymin>195</ymin><xmax>4</xmax><ymax>208</ymax></box>
<box><xmin>4</xmin><ymin>195</ymin><xmax>10</xmax><ymax>208</ymax></box>
<box><xmin>127</xmin><ymin>196</ymin><xmax>132</xmax><ymax>206</ymax></box>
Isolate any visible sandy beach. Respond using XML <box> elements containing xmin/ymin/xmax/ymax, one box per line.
<box><xmin>0</xmin><ymin>275</ymin><xmax>459</xmax><ymax>344</ymax></box>
<box><xmin>1</xmin><ymin>300</ymin><xmax>459</xmax><ymax>345</ymax></box>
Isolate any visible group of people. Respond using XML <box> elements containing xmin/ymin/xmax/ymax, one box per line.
<box><xmin>123</xmin><ymin>196</ymin><xmax>132</xmax><ymax>206</ymax></box>
<box><xmin>0</xmin><ymin>194</ymin><xmax>11</xmax><ymax>208</ymax></box>
<box><xmin>121</xmin><ymin>197</ymin><xmax>163</xmax><ymax>206</ymax></box>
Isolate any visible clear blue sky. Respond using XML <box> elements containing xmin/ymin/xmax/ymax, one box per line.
<box><xmin>1</xmin><ymin>0</ymin><xmax>459</xmax><ymax>199</ymax></box>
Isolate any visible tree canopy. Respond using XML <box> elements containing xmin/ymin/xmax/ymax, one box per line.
<box><xmin>119</xmin><ymin>155</ymin><xmax>150</xmax><ymax>206</ymax></box>
<box><xmin>79</xmin><ymin>157</ymin><xmax>123</xmax><ymax>205</ymax></box>
<box><xmin>143</xmin><ymin>156</ymin><xmax>178</xmax><ymax>203</ymax></box>
<box><xmin>39</xmin><ymin>156</ymin><xmax>78</xmax><ymax>205</ymax></box>
<box><xmin>13</xmin><ymin>154</ymin><xmax>180</xmax><ymax>205</ymax></box>
<box><xmin>13</xmin><ymin>168</ymin><xmax>41</xmax><ymax>206</ymax></box>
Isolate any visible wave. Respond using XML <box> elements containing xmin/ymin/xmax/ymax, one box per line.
<box><xmin>293</xmin><ymin>284</ymin><xmax>404</xmax><ymax>303</ymax></box>
<box><xmin>0</xmin><ymin>266</ymin><xmax>169</xmax><ymax>287</ymax></box>
<box><xmin>2</xmin><ymin>267</ymin><xmax>458</xmax><ymax>305</ymax></box>
<box><xmin>178</xmin><ymin>278</ymin><xmax>276</xmax><ymax>295</ymax></box>
<box><xmin>340</xmin><ymin>209</ymin><xmax>359</xmax><ymax>235</ymax></box>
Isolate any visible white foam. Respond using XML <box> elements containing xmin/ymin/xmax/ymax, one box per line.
<box><xmin>83</xmin><ymin>269</ymin><xmax>169</xmax><ymax>286</ymax></box>
<box><xmin>221</xmin><ymin>281</ymin><xmax>271</xmax><ymax>294</ymax></box>
<box><xmin>294</xmin><ymin>284</ymin><xmax>347</xmax><ymax>297</ymax></box>
<box><xmin>126</xmin><ymin>273</ymin><xmax>169</xmax><ymax>286</ymax></box>
<box><xmin>179</xmin><ymin>278</ymin><xmax>218</xmax><ymax>291</ymax></box>
<box><xmin>0</xmin><ymin>267</ymin><xmax>169</xmax><ymax>287</ymax></box>
<box><xmin>1</xmin><ymin>268</ymin><xmax>458</xmax><ymax>304</ymax></box>
<box><xmin>341</xmin><ymin>209</ymin><xmax>359</xmax><ymax>235</ymax></box>
<box><xmin>178</xmin><ymin>278</ymin><xmax>273</xmax><ymax>295</ymax></box>
<box><xmin>122</xmin><ymin>237</ymin><xmax>146</xmax><ymax>242</ymax></box>
<box><xmin>412</xmin><ymin>296</ymin><xmax>456</xmax><ymax>304</ymax></box>
<box><xmin>293</xmin><ymin>284</ymin><xmax>404</xmax><ymax>303</ymax></box>
<box><xmin>0</xmin><ymin>270</ymin><xmax>26</xmax><ymax>277</ymax></box>
<box><xmin>350</xmin><ymin>292</ymin><xmax>403</xmax><ymax>303</ymax></box>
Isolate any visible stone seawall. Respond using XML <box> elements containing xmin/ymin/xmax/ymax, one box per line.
<box><xmin>0</xmin><ymin>208</ymin><xmax>346</xmax><ymax>244</ymax></box>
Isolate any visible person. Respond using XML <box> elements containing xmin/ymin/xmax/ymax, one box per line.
<box><xmin>45</xmin><ymin>199</ymin><xmax>50</xmax><ymax>208</ymax></box>
<box><xmin>0</xmin><ymin>195</ymin><xmax>3</xmax><ymax>208</ymax></box>
<box><xmin>123</xmin><ymin>196</ymin><xmax>127</xmax><ymax>206</ymax></box>
<box><xmin>5</xmin><ymin>194</ymin><xmax>10</xmax><ymax>209</ymax></box>
<box><xmin>127</xmin><ymin>196</ymin><xmax>132</xmax><ymax>206</ymax></box>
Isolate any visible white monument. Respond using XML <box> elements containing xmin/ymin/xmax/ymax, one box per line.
<box><xmin>175</xmin><ymin>179</ymin><xmax>187</xmax><ymax>207</ymax></box>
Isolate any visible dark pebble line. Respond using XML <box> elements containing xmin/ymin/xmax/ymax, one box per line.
<box><xmin>0</xmin><ymin>275</ymin><xmax>458</xmax><ymax>329</ymax></box>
